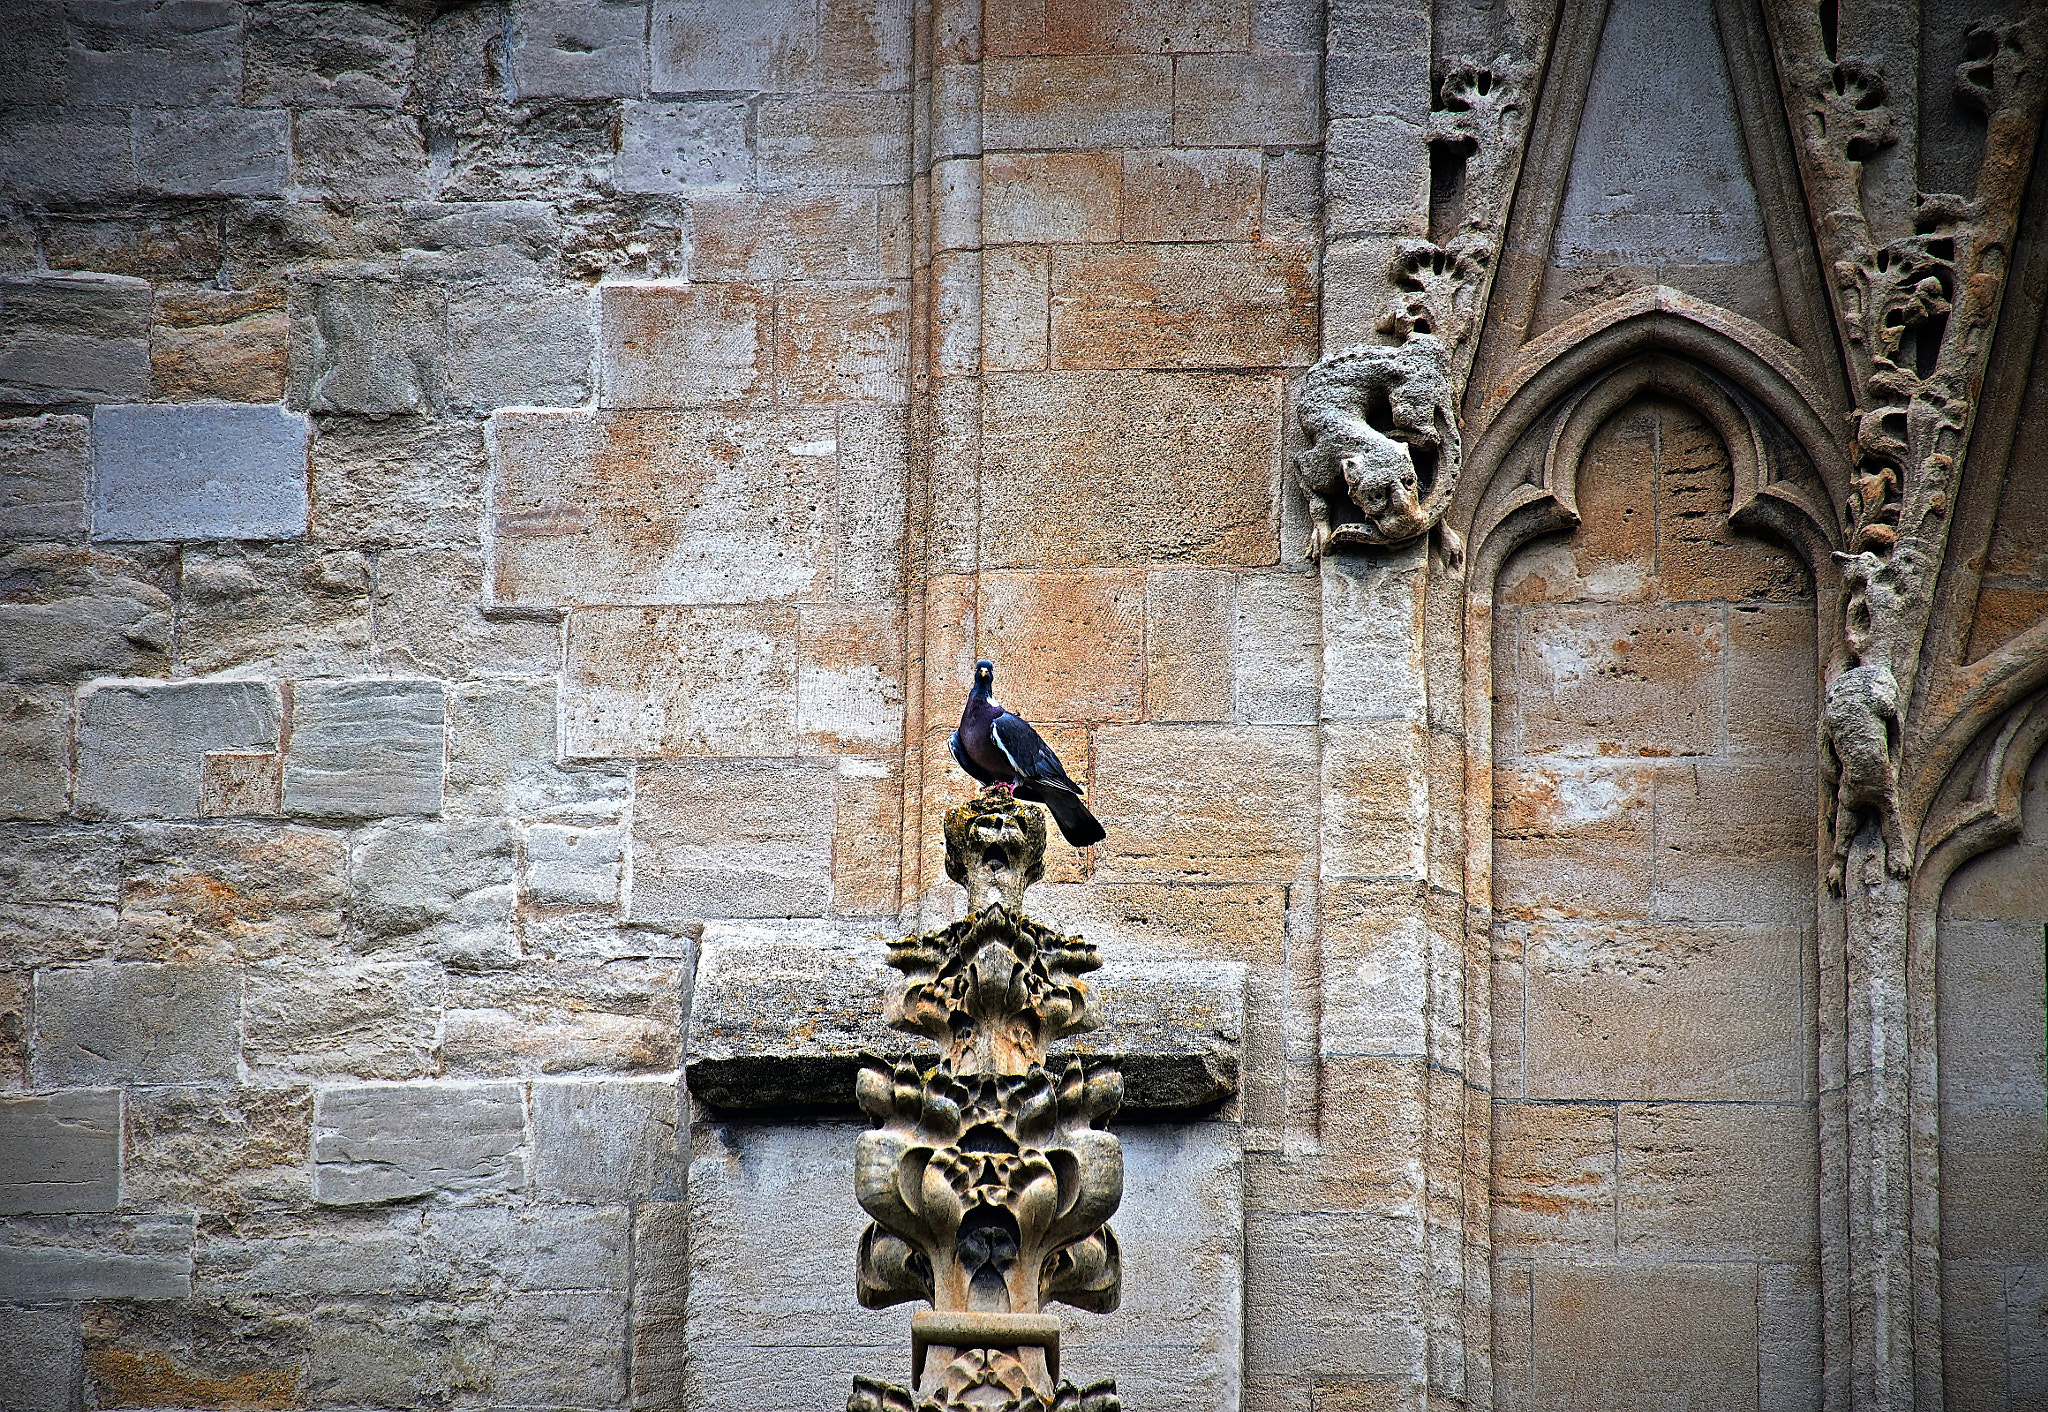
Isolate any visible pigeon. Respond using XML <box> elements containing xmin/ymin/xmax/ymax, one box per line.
<box><xmin>949</xmin><ymin>659</ymin><xmax>1107</xmax><ymax>847</ymax></box>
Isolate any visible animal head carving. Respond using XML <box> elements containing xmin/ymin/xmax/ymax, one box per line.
<box><xmin>1293</xmin><ymin>335</ymin><xmax>1461</xmax><ymax>554</ymax></box>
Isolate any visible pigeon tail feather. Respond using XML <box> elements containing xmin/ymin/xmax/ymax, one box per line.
<box><xmin>1022</xmin><ymin>782</ymin><xmax>1106</xmax><ymax>848</ymax></box>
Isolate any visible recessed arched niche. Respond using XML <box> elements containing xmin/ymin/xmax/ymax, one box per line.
<box><xmin>1484</xmin><ymin>384</ymin><xmax>1823</xmax><ymax>1408</ymax></box>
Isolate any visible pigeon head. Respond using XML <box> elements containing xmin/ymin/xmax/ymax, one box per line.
<box><xmin>972</xmin><ymin>659</ymin><xmax>995</xmax><ymax>692</ymax></box>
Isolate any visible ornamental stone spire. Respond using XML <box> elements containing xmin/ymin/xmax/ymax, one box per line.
<box><xmin>847</xmin><ymin>789</ymin><xmax>1125</xmax><ymax>1412</ymax></box>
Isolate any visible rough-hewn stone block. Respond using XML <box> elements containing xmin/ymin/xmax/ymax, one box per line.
<box><xmin>1119</xmin><ymin>148</ymin><xmax>1263</xmax><ymax>241</ymax></box>
<box><xmin>119</xmin><ymin>822</ymin><xmax>344</xmax><ymax>961</ymax></box>
<box><xmin>1531</xmin><ymin>1262</ymin><xmax>1761</xmax><ymax>1412</ymax></box>
<box><xmin>1617</xmin><ymin>1101</ymin><xmax>1818</xmax><ymax>1259</ymax></box>
<box><xmin>756</xmin><ymin>93</ymin><xmax>911</xmax><ymax>190</ymax></box>
<box><xmin>510</xmin><ymin>0</ymin><xmax>646</xmax><ymax>98</ymax></box>
<box><xmin>1492</xmin><ymin>1101</ymin><xmax>1617</xmax><ymax>1253</ymax></box>
<box><xmin>65</xmin><ymin>0</ymin><xmax>243</xmax><ymax>105</ymax></box>
<box><xmin>289</xmin><ymin>276</ymin><xmax>446</xmax><ymax>418</ymax></box>
<box><xmin>313</xmin><ymin>1082</ymin><xmax>528</xmax><ymax>1204</ymax></box>
<box><xmin>172</xmin><ymin>544</ymin><xmax>371</xmax><ymax>679</ymax></box>
<box><xmin>0</xmin><ymin>413</ymin><xmax>89</xmax><ymax>541</ymax></box>
<box><xmin>135</xmin><ymin>109</ymin><xmax>289</xmax><ymax>197</ymax></box>
<box><xmin>984</xmin><ymin>246</ymin><xmax>1051</xmax><ymax>370</ymax></box>
<box><xmin>1029</xmin><ymin>882</ymin><xmax>1287</xmax><ymax>963</ymax></box>
<box><xmin>600</xmin><ymin>282</ymin><xmax>771</xmax><ymax>406</ymax></box>
<box><xmin>149</xmin><ymin>284</ymin><xmax>288</xmax><ymax>402</ymax></box>
<box><xmin>1146</xmin><ymin>568</ymin><xmax>1235</xmax><ymax>721</ymax></box>
<box><xmin>530</xmin><ymin>1077</ymin><xmax>682</xmax><ymax>1203</ymax></box>
<box><xmin>490</xmin><ymin>407</ymin><xmax>838</xmax><ymax>607</ymax></box>
<box><xmin>122</xmin><ymin>1085</ymin><xmax>311</xmax><ymax>1214</ymax></box>
<box><xmin>244</xmin><ymin>1</ymin><xmax>414</xmax><ymax>107</ymax></box>
<box><xmin>76</xmin><ymin>680</ymin><xmax>280</xmax><ymax>819</ymax></box>
<box><xmin>311</xmin><ymin>415</ymin><xmax>486</xmax><ymax>549</ymax></box>
<box><xmin>1235</xmin><ymin>571</ymin><xmax>1318</xmax><ymax>723</ymax></box>
<box><xmin>0</xmin><ymin>1305</ymin><xmax>78</xmax><ymax>1412</ymax></box>
<box><xmin>650</xmin><ymin>0</ymin><xmax>819</xmax><ymax>92</ymax></box>
<box><xmin>244</xmin><ymin>959</ymin><xmax>445</xmax><ymax>1081</ymax></box>
<box><xmin>0</xmin><ymin>1214</ymin><xmax>194</xmax><ymax>1302</ymax></box>
<box><xmin>775</xmin><ymin>283</ymin><xmax>909</xmax><ymax>403</ymax></box>
<box><xmin>983</xmin><ymin>152</ymin><xmax>1122</xmax><ymax>244</ymax></box>
<box><xmin>283</xmin><ymin>679</ymin><xmax>446</xmax><ymax>820</ymax></box>
<box><xmin>349</xmin><ymin>819</ymin><xmax>515</xmax><ymax>964</ymax></box>
<box><xmin>90</xmin><ymin>403</ymin><xmax>309</xmax><ymax>542</ymax></box>
<box><xmin>0</xmin><ymin>1091</ymin><xmax>121</xmax><ymax>1215</ymax></box>
<box><xmin>1324</xmin><ymin>115</ymin><xmax>1429</xmax><ymax>236</ymax></box>
<box><xmin>614</xmin><ymin>99</ymin><xmax>752</xmax><ymax>192</ymax></box>
<box><xmin>292</xmin><ymin>109</ymin><xmax>428</xmax><ymax>202</ymax></box>
<box><xmin>447</xmin><ymin>278</ymin><xmax>593</xmax><ymax>411</ymax></box>
<box><xmin>984</xmin><ymin>56</ymin><xmax>1172</xmax><ymax>150</ymax></box>
<box><xmin>564</xmin><ymin>605</ymin><xmax>798</xmax><ymax>758</ymax></box>
<box><xmin>1092</xmin><ymin>724</ymin><xmax>1316</xmax><ymax>883</ymax></box>
<box><xmin>442</xmin><ymin>957</ymin><xmax>683</xmax><ymax>1077</ymax></box>
<box><xmin>1173</xmin><ymin>52</ymin><xmax>1319</xmax><ymax>147</ymax></box>
<box><xmin>32</xmin><ymin>961</ymin><xmax>240</xmax><ymax>1086</ymax></box>
<box><xmin>1049</xmin><ymin>243</ymin><xmax>1316</xmax><ymax>369</ymax></box>
<box><xmin>981</xmin><ymin>371</ymin><xmax>1280</xmax><ymax>568</ymax></box>
<box><xmin>796</xmin><ymin>604</ymin><xmax>904</xmax><ymax>753</ymax></box>
<box><xmin>630</xmin><ymin>759</ymin><xmax>838</xmax><ymax>920</ymax></box>
<box><xmin>690</xmin><ymin>191</ymin><xmax>883</xmax><ymax>282</ymax></box>
<box><xmin>0</xmin><ymin>686</ymin><xmax>72</xmax><ymax>819</ymax></box>
<box><xmin>524</xmin><ymin>822</ymin><xmax>624</xmax><ymax>906</ymax></box>
<box><xmin>0</xmin><ymin>273</ymin><xmax>151</xmax><ymax>405</ymax></box>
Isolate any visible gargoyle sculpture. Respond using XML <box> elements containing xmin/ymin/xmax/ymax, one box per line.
<box><xmin>1294</xmin><ymin>334</ymin><xmax>1461</xmax><ymax>558</ymax></box>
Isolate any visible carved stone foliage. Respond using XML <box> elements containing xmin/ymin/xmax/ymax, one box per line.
<box><xmin>1293</xmin><ymin>334</ymin><xmax>1462</xmax><ymax>555</ymax></box>
<box><xmin>851</xmin><ymin>790</ymin><xmax>1124</xmax><ymax>1412</ymax></box>
<box><xmin>1772</xmin><ymin>9</ymin><xmax>2048</xmax><ymax>877</ymax></box>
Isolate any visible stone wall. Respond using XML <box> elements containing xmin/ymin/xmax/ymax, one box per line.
<box><xmin>2</xmin><ymin>2</ymin><xmax>2047</xmax><ymax>1411</ymax></box>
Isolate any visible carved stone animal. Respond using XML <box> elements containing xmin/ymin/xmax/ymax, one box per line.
<box><xmin>1821</xmin><ymin>660</ymin><xmax>1910</xmax><ymax>892</ymax></box>
<box><xmin>1294</xmin><ymin>335</ymin><xmax>1460</xmax><ymax>555</ymax></box>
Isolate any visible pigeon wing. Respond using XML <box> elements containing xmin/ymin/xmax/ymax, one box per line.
<box><xmin>991</xmin><ymin>711</ymin><xmax>1081</xmax><ymax>791</ymax></box>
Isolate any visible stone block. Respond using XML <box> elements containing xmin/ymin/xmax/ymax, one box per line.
<box><xmin>1935</xmin><ymin>916</ymin><xmax>2047</xmax><ymax>1105</ymax></box>
<box><xmin>441</xmin><ymin>957</ymin><xmax>683</xmax><ymax>1076</ymax></box>
<box><xmin>1617</xmin><ymin>1101</ymin><xmax>1818</xmax><ymax>1259</ymax></box>
<box><xmin>1029</xmin><ymin>882</ymin><xmax>1287</xmax><ymax>963</ymax></box>
<box><xmin>983</xmin><ymin>56</ymin><xmax>1172</xmax><ymax>150</ymax></box>
<box><xmin>372</xmin><ymin>548</ymin><xmax>561</xmax><ymax>680</ymax></box>
<box><xmin>0</xmin><ymin>1305</ymin><xmax>78</xmax><ymax>1412</ymax></box>
<box><xmin>511</xmin><ymin>0</ymin><xmax>646</xmax><ymax>98</ymax></box>
<box><xmin>1492</xmin><ymin>759</ymin><xmax>1656</xmax><ymax>921</ymax></box>
<box><xmin>350</xmin><ymin>819</ymin><xmax>515</xmax><ymax>964</ymax></box>
<box><xmin>525</xmin><ymin>823</ymin><xmax>624</xmax><ymax>906</ymax></box>
<box><xmin>76</xmin><ymin>680</ymin><xmax>280</xmax><ymax>820</ymax></box>
<box><xmin>650</xmin><ymin>0</ymin><xmax>819</xmax><ymax>91</ymax></box>
<box><xmin>1507</xmin><ymin>603</ymin><xmax>1725</xmax><ymax>758</ymax></box>
<box><xmin>32</xmin><ymin>961</ymin><xmax>239</xmax><ymax>1086</ymax></box>
<box><xmin>0</xmin><ymin>273</ymin><xmax>151</xmax><ymax>405</ymax></box>
<box><xmin>981</xmin><ymin>370</ymin><xmax>1280</xmax><ymax>568</ymax></box>
<box><xmin>292</xmin><ymin>109</ymin><xmax>428</xmax><ymax>201</ymax></box>
<box><xmin>1726</xmin><ymin>605</ymin><xmax>1819</xmax><ymax>756</ymax></box>
<box><xmin>0</xmin><ymin>1</ymin><xmax>64</xmax><ymax>105</ymax></box>
<box><xmin>831</xmin><ymin>756</ymin><xmax>902</xmax><ymax>917</ymax></box>
<box><xmin>564</xmin><ymin>605</ymin><xmax>797</xmax><ymax>757</ymax></box>
<box><xmin>65</xmin><ymin>0</ymin><xmax>243</xmax><ymax>105</ymax></box>
<box><xmin>987</xmin><ymin>0</ymin><xmax>1248</xmax><ymax>54</ymax></box>
<box><xmin>1120</xmin><ymin>148</ymin><xmax>1263</xmax><ymax>241</ymax></box>
<box><xmin>422</xmin><ymin>1204</ymin><xmax>632</xmax><ymax>1298</ymax></box>
<box><xmin>244</xmin><ymin>959</ymin><xmax>445</xmax><ymax>1082</ymax></box>
<box><xmin>1243</xmin><ymin>1211</ymin><xmax>1426</xmax><ymax>1380</ymax></box>
<box><xmin>1324</xmin><ymin>116</ymin><xmax>1429</xmax><ymax>236</ymax></box>
<box><xmin>756</xmin><ymin>93</ymin><xmax>911</xmax><ymax>190</ymax></box>
<box><xmin>135</xmin><ymin>108</ymin><xmax>288</xmax><ymax>197</ymax></box>
<box><xmin>283</xmin><ymin>679</ymin><xmax>446</xmax><ymax>820</ymax></box>
<box><xmin>0</xmin><ymin>413</ymin><xmax>89</xmax><ymax>541</ymax></box>
<box><xmin>1174</xmin><ymin>53</ymin><xmax>1320</xmax><ymax>147</ymax></box>
<box><xmin>1523</xmin><ymin>920</ymin><xmax>1803</xmax><ymax>1101</ymax></box>
<box><xmin>303</xmin><ymin>1300</ymin><xmax>493</xmax><ymax>1406</ymax></box>
<box><xmin>311</xmin><ymin>415</ymin><xmax>487</xmax><ymax>549</ymax></box>
<box><xmin>444</xmin><ymin>680</ymin><xmax>630</xmax><ymax>825</ymax></box>
<box><xmin>978</xmin><ymin>569</ymin><xmax>1145</xmax><ymax>722</ymax></box>
<box><xmin>984</xmin><ymin>246</ymin><xmax>1051</xmax><ymax>370</ymax></box>
<box><xmin>0</xmin><ymin>1090</ymin><xmax>121</xmax><ymax>1215</ymax></box>
<box><xmin>0</xmin><ymin>1214</ymin><xmax>194</xmax><ymax>1302</ymax></box>
<box><xmin>530</xmin><ymin>1077</ymin><xmax>682</xmax><ymax>1203</ymax></box>
<box><xmin>690</xmin><ymin>191</ymin><xmax>883</xmax><ymax>282</ymax></box>
<box><xmin>1531</xmin><ymin>1262</ymin><xmax>1760</xmax><ymax>1412</ymax></box>
<box><xmin>1091</xmin><ymin>724</ymin><xmax>1316</xmax><ymax>884</ymax></box>
<box><xmin>149</xmin><ymin>284</ymin><xmax>288</xmax><ymax>402</ymax></box>
<box><xmin>0</xmin><ymin>686</ymin><xmax>72</xmax><ymax>819</ymax></box>
<box><xmin>600</xmin><ymin>282</ymin><xmax>771</xmax><ymax>406</ymax></box>
<box><xmin>0</xmin><ymin>823</ymin><xmax>119</xmax><ymax>964</ymax></box>
<box><xmin>775</xmin><ymin>282</ymin><xmax>909</xmax><ymax>403</ymax></box>
<box><xmin>1648</xmin><ymin>761</ymin><xmax>1815</xmax><ymax>923</ymax></box>
<box><xmin>1235</xmin><ymin>571</ymin><xmax>1318</xmax><ymax>723</ymax></box>
<box><xmin>122</xmin><ymin>1085</ymin><xmax>311</xmax><ymax>1214</ymax></box>
<box><xmin>490</xmin><ymin>407</ymin><xmax>837</xmax><ymax>607</ymax></box>
<box><xmin>836</xmin><ymin>405</ymin><xmax>908</xmax><ymax>600</ymax></box>
<box><xmin>0</xmin><ymin>111</ymin><xmax>135</xmax><ymax>203</ymax></box>
<box><xmin>1491</xmin><ymin>1100</ymin><xmax>1617</xmax><ymax>1253</ymax></box>
<box><xmin>1147</xmin><ymin>568</ymin><xmax>1235</xmax><ymax>721</ymax></box>
<box><xmin>313</xmin><ymin>1082</ymin><xmax>528</xmax><ymax>1204</ymax></box>
<box><xmin>1325</xmin><ymin>0</ymin><xmax>1428</xmax><ymax>121</ymax></box>
<box><xmin>119</xmin><ymin>822</ymin><xmax>345</xmax><ymax>962</ymax></box>
<box><xmin>90</xmin><ymin>403</ymin><xmax>309</xmax><ymax>543</ymax></box>
<box><xmin>615</xmin><ymin>99</ymin><xmax>752</xmax><ymax>193</ymax></box>
<box><xmin>797</xmin><ymin>604</ymin><xmax>904</xmax><ymax>752</ymax></box>
<box><xmin>629</xmin><ymin>759</ymin><xmax>838</xmax><ymax>920</ymax></box>
<box><xmin>244</xmin><ymin>1</ymin><xmax>414</xmax><ymax>107</ymax></box>
<box><xmin>1939</xmin><ymin>1103</ymin><xmax>2048</xmax><ymax>1259</ymax></box>
<box><xmin>289</xmin><ymin>276</ymin><xmax>446</xmax><ymax>418</ymax></box>
<box><xmin>983</xmin><ymin>152</ymin><xmax>1122</xmax><ymax>244</ymax></box>
<box><xmin>1050</xmin><ymin>243</ymin><xmax>1316</xmax><ymax>369</ymax></box>
<box><xmin>173</xmin><ymin>544</ymin><xmax>371</xmax><ymax>678</ymax></box>
<box><xmin>447</xmin><ymin>278</ymin><xmax>594</xmax><ymax>411</ymax></box>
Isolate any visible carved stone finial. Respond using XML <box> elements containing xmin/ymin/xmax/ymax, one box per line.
<box><xmin>851</xmin><ymin>789</ymin><xmax>1124</xmax><ymax>1412</ymax></box>
<box><xmin>1293</xmin><ymin>334</ymin><xmax>1461</xmax><ymax>557</ymax></box>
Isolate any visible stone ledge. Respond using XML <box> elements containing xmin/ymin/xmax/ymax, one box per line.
<box><xmin>684</xmin><ymin>921</ymin><xmax>1244</xmax><ymax>1119</ymax></box>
